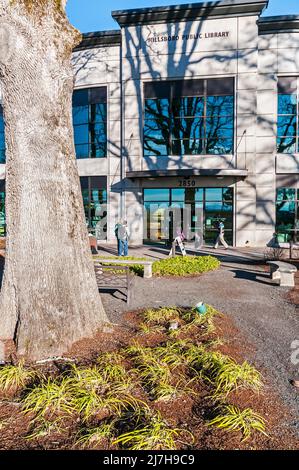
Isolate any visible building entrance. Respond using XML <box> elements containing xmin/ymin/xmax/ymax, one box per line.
<box><xmin>144</xmin><ymin>187</ymin><xmax>233</xmax><ymax>246</ymax></box>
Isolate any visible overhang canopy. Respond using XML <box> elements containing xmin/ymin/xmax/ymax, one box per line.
<box><xmin>126</xmin><ymin>169</ymin><xmax>248</xmax><ymax>178</ymax></box>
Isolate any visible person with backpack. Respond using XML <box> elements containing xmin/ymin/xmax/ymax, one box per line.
<box><xmin>115</xmin><ymin>220</ymin><xmax>130</xmax><ymax>256</ymax></box>
<box><xmin>214</xmin><ymin>219</ymin><xmax>228</xmax><ymax>250</ymax></box>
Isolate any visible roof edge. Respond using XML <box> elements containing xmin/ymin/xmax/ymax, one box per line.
<box><xmin>74</xmin><ymin>30</ymin><xmax>121</xmax><ymax>51</ymax></box>
<box><xmin>112</xmin><ymin>0</ymin><xmax>269</xmax><ymax>26</ymax></box>
<box><xmin>258</xmin><ymin>15</ymin><xmax>299</xmax><ymax>34</ymax></box>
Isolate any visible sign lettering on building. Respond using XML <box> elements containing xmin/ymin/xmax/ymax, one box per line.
<box><xmin>146</xmin><ymin>31</ymin><xmax>230</xmax><ymax>44</ymax></box>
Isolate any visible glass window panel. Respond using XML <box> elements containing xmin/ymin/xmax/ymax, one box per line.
<box><xmin>206</xmin><ymin>116</ymin><xmax>233</xmax><ymax>133</ymax></box>
<box><xmin>276</xmin><ymin>201</ymin><xmax>295</xmax><ymax>229</ymax></box>
<box><xmin>206</xmin><ymin>137</ymin><xmax>233</xmax><ymax>155</ymax></box>
<box><xmin>277</xmin><ymin>136</ymin><xmax>296</xmax><ymax>154</ymax></box>
<box><xmin>277</xmin><ymin>115</ymin><xmax>296</xmax><ymax>137</ymax></box>
<box><xmin>80</xmin><ymin>177</ymin><xmax>89</xmax><ymax>191</ymax></box>
<box><xmin>90</xmin><ymin>122</ymin><xmax>106</xmax><ymax>143</ymax></box>
<box><xmin>90</xmin><ymin>103</ymin><xmax>107</xmax><ymax>122</ymax></box>
<box><xmin>145</xmin><ymin>99</ymin><xmax>170</xmax><ymax>119</ymax></box>
<box><xmin>278</xmin><ymin>77</ymin><xmax>297</xmax><ymax>94</ymax></box>
<box><xmin>195</xmin><ymin>188</ymin><xmax>204</xmax><ymax>201</ymax></box>
<box><xmin>74</xmin><ymin>124</ymin><xmax>89</xmax><ymax>145</ymax></box>
<box><xmin>206</xmin><ymin>96</ymin><xmax>234</xmax><ymax>116</ymax></box>
<box><xmin>278</xmin><ymin>94</ymin><xmax>297</xmax><ymax>115</ymax></box>
<box><xmin>172</xmin><ymin>139</ymin><xmax>204</xmax><ymax>155</ymax></box>
<box><xmin>144</xmin><ymin>139</ymin><xmax>169</xmax><ymax>156</ymax></box>
<box><xmin>73</xmin><ymin>89</ymin><xmax>88</xmax><ymax>107</ymax></box>
<box><xmin>0</xmin><ymin>132</ymin><xmax>5</xmax><ymax>147</ymax></box>
<box><xmin>205</xmin><ymin>188</ymin><xmax>223</xmax><ymax>201</ymax></box>
<box><xmin>0</xmin><ymin>149</ymin><xmax>5</xmax><ymax>164</ymax></box>
<box><xmin>72</xmin><ymin>106</ymin><xmax>89</xmax><ymax>125</ymax></box>
<box><xmin>90</xmin><ymin>142</ymin><xmax>106</xmax><ymax>158</ymax></box>
<box><xmin>173</xmin><ymin>79</ymin><xmax>204</xmax><ymax>97</ymax></box>
<box><xmin>0</xmin><ymin>115</ymin><xmax>4</xmax><ymax>131</ymax></box>
<box><xmin>223</xmin><ymin>187</ymin><xmax>233</xmax><ymax>201</ymax></box>
<box><xmin>173</xmin><ymin>117</ymin><xmax>204</xmax><ymax>140</ymax></box>
<box><xmin>144</xmin><ymin>189</ymin><xmax>170</xmax><ymax>202</ymax></box>
<box><xmin>75</xmin><ymin>144</ymin><xmax>89</xmax><ymax>159</ymax></box>
<box><xmin>172</xmin><ymin>97</ymin><xmax>204</xmax><ymax>117</ymax></box>
<box><xmin>89</xmin><ymin>87</ymin><xmax>106</xmax><ymax>104</ymax></box>
<box><xmin>277</xmin><ymin>188</ymin><xmax>295</xmax><ymax>201</ymax></box>
<box><xmin>144</xmin><ymin>81</ymin><xmax>172</xmax><ymax>99</ymax></box>
<box><xmin>207</xmin><ymin>77</ymin><xmax>234</xmax><ymax>95</ymax></box>
<box><xmin>171</xmin><ymin>188</ymin><xmax>185</xmax><ymax>201</ymax></box>
<box><xmin>144</xmin><ymin>119</ymin><xmax>170</xmax><ymax>139</ymax></box>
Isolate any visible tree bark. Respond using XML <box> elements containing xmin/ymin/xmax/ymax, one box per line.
<box><xmin>0</xmin><ymin>0</ymin><xmax>110</xmax><ymax>361</ymax></box>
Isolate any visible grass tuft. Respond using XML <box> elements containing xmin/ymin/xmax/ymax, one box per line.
<box><xmin>207</xmin><ymin>405</ymin><xmax>268</xmax><ymax>442</ymax></box>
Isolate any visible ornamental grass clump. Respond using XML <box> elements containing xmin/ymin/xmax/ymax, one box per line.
<box><xmin>142</xmin><ymin>307</ymin><xmax>182</xmax><ymax>326</ymax></box>
<box><xmin>207</xmin><ymin>405</ymin><xmax>267</xmax><ymax>442</ymax></box>
<box><xmin>152</xmin><ymin>255</ymin><xmax>220</xmax><ymax>277</ymax></box>
<box><xmin>113</xmin><ymin>411</ymin><xmax>194</xmax><ymax>450</ymax></box>
<box><xmin>0</xmin><ymin>361</ymin><xmax>39</xmax><ymax>396</ymax></box>
<box><xmin>76</xmin><ymin>422</ymin><xmax>116</xmax><ymax>449</ymax></box>
<box><xmin>22</xmin><ymin>377</ymin><xmax>75</xmax><ymax>419</ymax></box>
<box><xmin>185</xmin><ymin>348</ymin><xmax>263</xmax><ymax>398</ymax></box>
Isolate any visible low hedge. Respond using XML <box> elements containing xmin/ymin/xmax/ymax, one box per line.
<box><xmin>94</xmin><ymin>255</ymin><xmax>220</xmax><ymax>277</ymax></box>
<box><xmin>152</xmin><ymin>255</ymin><xmax>220</xmax><ymax>277</ymax></box>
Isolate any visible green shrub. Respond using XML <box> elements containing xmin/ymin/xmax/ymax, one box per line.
<box><xmin>94</xmin><ymin>255</ymin><xmax>220</xmax><ymax>277</ymax></box>
<box><xmin>207</xmin><ymin>405</ymin><xmax>267</xmax><ymax>442</ymax></box>
<box><xmin>152</xmin><ymin>255</ymin><xmax>220</xmax><ymax>277</ymax></box>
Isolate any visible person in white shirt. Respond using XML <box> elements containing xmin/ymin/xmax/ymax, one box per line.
<box><xmin>214</xmin><ymin>220</ymin><xmax>228</xmax><ymax>249</ymax></box>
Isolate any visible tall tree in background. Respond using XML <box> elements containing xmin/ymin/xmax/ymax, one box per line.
<box><xmin>0</xmin><ymin>0</ymin><xmax>109</xmax><ymax>361</ymax></box>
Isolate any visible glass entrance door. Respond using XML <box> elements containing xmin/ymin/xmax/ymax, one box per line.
<box><xmin>143</xmin><ymin>187</ymin><xmax>234</xmax><ymax>245</ymax></box>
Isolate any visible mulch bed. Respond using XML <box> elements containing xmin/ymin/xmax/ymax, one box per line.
<box><xmin>0</xmin><ymin>309</ymin><xmax>298</xmax><ymax>450</ymax></box>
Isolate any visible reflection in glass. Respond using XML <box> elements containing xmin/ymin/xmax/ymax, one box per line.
<box><xmin>80</xmin><ymin>177</ymin><xmax>107</xmax><ymax>240</ymax></box>
<box><xmin>0</xmin><ymin>106</ymin><xmax>5</xmax><ymax>164</ymax></box>
<box><xmin>277</xmin><ymin>79</ymin><xmax>299</xmax><ymax>154</ymax></box>
<box><xmin>276</xmin><ymin>187</ymin><xmax>299</xmax><ymax>243</ymax></box>
<box><xmin>73</xmin><ymin>87</ymin><xmax>107</xmax><ymax>159</ymax></box>
<box><xmin>0</xmin><ymin>187</ymin><xmax>5</xmax><ymax>237</ymax></box>
<box><xmin>143</xmin><ymin>186</ymin><xmax>233</xmax><ymax>245</ymax></box>
<box><xmin>144</xmin><ymin>79</ymin><xmax>234</xmax><ymax>157</ymax></box>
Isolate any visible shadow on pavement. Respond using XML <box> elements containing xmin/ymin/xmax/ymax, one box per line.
<box><xmin>230</xmin><ymin>269</ymin><xmax>275</xmax><ymax>286</ymax></box>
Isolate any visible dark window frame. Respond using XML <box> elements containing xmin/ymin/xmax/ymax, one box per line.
<box><xmin>73</xmin><ymin>87</ymin><xmax>108</xmax><ymax>159</ymax></box>
<box><xmin>80</xmin><ymin>176</ymin><xmax>108</xmax><ymax>240</ymax></box>
<box><xmin>143</xmin><ymin>78</ymin><xmax>235</xmax><ymax>158</ymax></box>
<box><xmin>277</xmin><ymin>77</ymin><xmax>299</xmax><ymax>154</ymax></box>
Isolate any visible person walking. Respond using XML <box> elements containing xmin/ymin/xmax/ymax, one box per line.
<box><xmin>116</xmin><ymin>220</ymin><xmax>130</xmax><ymax>256</ymax></box>
<box><xmin>214</xmin><ymin>220</ymin><xmax>228</xmax><ymax>249</ymax></box>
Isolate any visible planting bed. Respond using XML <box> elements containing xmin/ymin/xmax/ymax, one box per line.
<box><xmin>0</xmin><ymin>305</ymin><xmax>298</xmax><ymax>450</ymax></box>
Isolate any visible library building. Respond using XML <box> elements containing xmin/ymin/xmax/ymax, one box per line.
<box><xmin>1</xmin><ymin>0</ymin><xmax>299</xmax><ymax>247</ymax></box>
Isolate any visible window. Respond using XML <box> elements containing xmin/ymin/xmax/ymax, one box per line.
<box><xmin>80</xmin><ymin>176</ymin><xmax>107</xmax><ymax>240</ymax></box>
<box><xmin>277</xmin><ymin>77</ymin><xmax>299</xmax><ymax>154</ymax></box>
<box><xmin>143</xmin><ymin>186</ymin><xmax>233</xmax><ymax>244</ymax></box>
<box><xmin>0</xmin><ymin>105</ymin><xmax>5</xmax><ymax>164</ymax></box>
<box><xmin>275</xmin><ymin>188</ymin><xmax>299</xmax><ymax>243</ymax></box>
<box><xmin>73</xmin><ymin>88</ymin><xmax>107</xmax><ymax>159</ymax></box>
<box><xmin>0</xmin><ymin>181</ymin><xmax>5</xmax><ymax>237</ymax></box>
<box><xmin>144</xmin><ymin>78</ymin><xmax>234</xmax><ymax>157</ymax></box>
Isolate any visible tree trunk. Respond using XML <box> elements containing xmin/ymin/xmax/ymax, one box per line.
<box><xmin>0</xmin><ymin>0</ymin><xmax>110</xmax><ymax>361</ymax></box>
